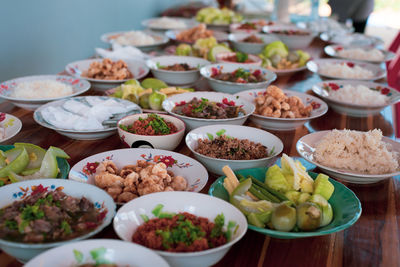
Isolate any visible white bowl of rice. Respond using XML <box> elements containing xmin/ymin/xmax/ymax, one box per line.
<box><xmin>312</xmin><ymin>80</ymin><xmax>400</xmax><ymax>117</ymax></box>
<box><xmin>306</xmin><ymin>59</ymin><xmax>386</xmax><ymax>81</ymax></box>
<box><xmin>100</xmin><ymin>30</ymin><xmax>169</xmax><ymax>51</ymax></box>
<box><xmin>297</xmin><ymin>129</ymin><xmax>400</xmax><ymax>184</ymax></box>
<box><xmin>0</xmin><ymin>75</ymin><xmax>91</xmax><ymax>110</ymax></box>
<box><xmin>324</xmin><ymin>45</ymin><xmax>395</xmax><ymax>64</ymax></box>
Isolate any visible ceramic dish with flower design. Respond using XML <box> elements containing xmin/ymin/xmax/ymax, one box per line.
<box><xmin>324</xmin><ymin>44</ymin><xmax>396</xmax><ymax>64</ymax></box>
<box><xmin>234</xmin><ymin>88</ymin><xmax>328</xmax><ymax>131</ymax></box>
<box><xmin>69</xmin><ymin>148</ymin><xmax>208</xmax><ymax>204</ymax></box>
<box><xmin>0</xmin><ymin>113</ymin><xmax>22</xmax><ymax>143</ymax></box>
<box><xmin>100</xmin><ymin>30</ymin><xmax>170</xmax><ymax>51</ymax></box>
<box><xmin>312</xmin><ymin>80</ymin><xmax>400</xmax><ymax>117</ymax></box>
<box><xmin>306</xmin><ymin>59</ymin><xmax>386</xmax><ymax>81</ymax></box>
<box><xmin>0</xmin><ymin>75</ymin><xmax>91</xmax><ymax>110</ymax></box>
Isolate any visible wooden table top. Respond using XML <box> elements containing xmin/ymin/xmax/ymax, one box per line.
<box><xmin>1</xmin><ymin>39</ymin><xmax>399</xmax><ymax>267</ymax></box>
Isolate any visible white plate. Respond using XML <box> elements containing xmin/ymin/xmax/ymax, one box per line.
<box><xmin>142</xmin><ymin>17</ymin><xmax>198</xmax><ymax>31</ymax></box>
<box><xmin>69</xmin><ymin>148</ymin><xmax>208</xmax><ymax>198</ymax></box>
<box><xmin>234</xmin><ymin>88</ymin><xmax>328</xmax><ymax>131</ymax></box>
<box><xmin>263</xmin><ymin>25</ymin><xmax>316</xmax><ymax>49</ymax></box>
<box><xmin>33</xmin><ymin>96</ymin><xmax>141</xmax><ymax>140</ymax></box>
<box><xmin>0</xmin><ymin>113</ymin><xmax>22</xmax><ymax>143</ymax></box>
<box><xmin>165</xmin><ymin>29</ymin><xmax>229</xmax><ymax>44</ymax></box>
<box><xmin>0</xmin><ymin>75</ymin><xmax>91</xmax><ymax>110</ymax></box>
<box><xmin>296</xmin><ymin>131</ymin><xmax>400</xmax><ymax>184</ymax></box>
<box><xmin>25</xmin><ymin>239</ymin><xmax>169</xmax><ymax>267</ymax></box>
<box><xmin>100</xmin><ymin>30</ymin><xmax>169</xmax><ymax>51</ymax></box>
<box><xmin>65</xmin><ymin>59</ymin><xmax>149</xmax><ymax>91</ymax></box>
<box><xmin>312</xmin><ymin>80</ymin><xmax>400</xmax><ymax>117</ymax></box>
<box><xmin>324</xmin><ymin>44</ymin><xmax>395</xmax><ymax>63</ymax></box>
<box><xmin>306</xmin><ymin>58</ymin><xmax>386</xmax><ymax>81</ymax></box>
<box><xmin>320</xmin><ymin>32</ymin><xmax>384</xmax><ymax>47</ymax></box>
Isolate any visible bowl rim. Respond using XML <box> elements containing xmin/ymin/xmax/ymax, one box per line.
<box><xmin>185</xmin><ymin>124</ymin><xmax>284</xmax><ymax>163</ymax></box>
<box><xmin>262</xmin><ymin>25</ymin><xmax>316</xmax><ymax>36</ymax></box>
<box><xmin>146</xmin><ymin>55</ymin><xmax>210</xmax><ymax>74</ymax></box>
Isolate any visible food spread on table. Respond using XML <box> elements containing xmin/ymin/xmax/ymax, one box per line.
<box><xmin>211</xmin><ymin>67</ymin><xmax>265</xmax><ymax>83</ymax></box>
<box><xmin>82</xmin><ymin>58</ymin><xmax>133</xmax><ymax>80</ymax></box>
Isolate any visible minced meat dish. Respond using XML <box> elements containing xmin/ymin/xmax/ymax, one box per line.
<box><xmin>0</xmin><ymin>185</ymin><xmax>106</xmax><ymax>243</ymax></box>
<box><xmin>159</xmin><ymin>63</ymin><xmax>197</xmax><ymax>71</ymax></box>
<box><xmin>119</xmin><ymin>114</ymin><xmax>178</xmax><ymax>135</ymax></box>
<box><xmin>211</xmin><ymin>67</ymin><xmax>266</xmax><ymax>83</ymax></box>
<box><xmin>196</xmin><ymin>135</ymin><xmax>269</xmax><ymax>160</ymax></box>
<box><xmin>172</xmin><ymin>97</ymin><xmax>245</xmax><ymax>119</ymax></box>
<box><xmin>241</xmin><ymin>34</ymin><xmax>263</xmax><ymax>43</ymax></box>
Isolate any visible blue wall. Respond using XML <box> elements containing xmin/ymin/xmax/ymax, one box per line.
<box><xmin>0</xmin><ymin>0</ymin><xmax>183</xmax><ymax>81</ymax></box>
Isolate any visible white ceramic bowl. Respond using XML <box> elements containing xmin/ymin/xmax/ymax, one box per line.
<box><xmin>113</xmin><ymin>191</ymin><xmax>248</xmax><ymax>267</ymax></box>
<box><xmin>186</xmin><ymin>124</ymin><xmax>283</xmax><ymax>175</ymax></box>
<box><xmin>263</xmin><ymin>25</ymin><xmax>316</xmax><ymax>49</ymax></box>
<box><xmin>296</xmin><ymin>130</ymin><xmax>400</xmax><ymax>184</ymax></box>
<box><xmin>320</xmin><ymin>32</ymin><xmax>384</xmax><ymax>47</ymax></box>
<box><xmin>162</xmin><ymin>91</ymin><xmax>255</xmax><ymax>131</ymax></box>
<box><xmin>65</xmin><ymin>59</ymin><xmax>149</xmax><ymax>91</ymax></box>
<box><xmin>215</xmin><ymin>52</ymin><xmax>262</xmax><ymax>66</ymax></box>
<box><xmin>229</xmin><ymin>22</ymin><xmax>262</xmax><ymax>34</ymax></box>
<box><xmin>33</xmin><ymin>96</ymin><xmax>141</xmax><ymax>140</ymax></box>
<box><xmin>324</xmin><ymin>44</ymin><xmax>396</xmax><ymax>64</ymax></box>
<box><xmin>306</xmin><ymin>59</ymin><xmax>387</xmax><ymax>81</ymax></box>
<box><xmin>0</xmin><ymin>179</ymin><xmax>116</xmax><ymax>263</ymax></box>
<box><xmin>312</xmin><ymin>80</ymin><xmax>400</xmax><ymax>117</ymax></box>
<box><xmin>142</xmin><ymin>17</ymin><xmax>198</xmax><ymax>31</ymax></box>
<box><xmin>117</xmin><ymin>113</ymin><xmax>185</xmax><ymax>150</ymax></box>
<box><xmin>146</xmin><ymin>56</ymin><xmax>210</xmax><ymax>85</ymax></box>
<box><xmin>25</xmin><ymin>239</ymin><xmax>169</xmax><ymax>267</ymax></box>
<box><xmin>200</xmin><ymin>63</ymin><xmax>277</xmax><ymax>94</ymax></box>
<box><xmin>234</xmin><ymin>88</ymin><xmax>328</xmax><ymax>131</ymax></box>
<box><xmin>0</xmin><ymin>75</ymin><xmax>90</xmax><ymax>110</ymax></box>
<box><xmin>0</xmin><ymin>113</ymin><xmax>22</xmax><ymax>143</ymax></box>
<box><xmin>165</xmin><ymin>29</ymin><xmax>229</xmax><ymax>44</ymax></box>
<box><xmin>228</xmin><ymin>32</ymin><xmax>279</xmax><ymax>55</ymax></box>
<box><xmin>100</xmin><ymin>30</ymin><xmax>170</xmax><ymax>51</ymax></box>
<box><xmin>69</xmin><ymin>148</ymin><xmax>208</xmax><ymax>196</ymax></box>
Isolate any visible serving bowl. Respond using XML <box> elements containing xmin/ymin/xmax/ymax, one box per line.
<box><xmin>215</xmin><ymin>52</ymin><xmax>262</xmax><ymax>66</ymax></box>
<box><xmin>165</xmin><ymin>29</ymin><xmax>229</xmax><ymax>44</ymax></box>
<box><xmin>186</xmin><ymin>124</ymin><xmax>283</xmax><ymax>175</ymax></box>
<box><xmin>0</xmin><ymin>113</ymin><xmax>22</xmax><ymax>143</ymax></box>
<box><xmin>146</xmin><ymin>56</ymin><xmax>210</xmax><ymax>85</ymax></box>
<box><xmin>0</xmin><ymin>179</ymin><xmax>116</xmax><ymax>263</ymax></box>
<box><xmin>33</xmin><ymin>96</ymin><xmax>141</xmax><ymax>140</ymax></box>
<box><xmin>296</xmin><ymin>131</ymin><xmax>400</xmax><ymax>184</ymax></box>
<box><xmin>209</xmin><ymin>167</ymin><xmax>362</xmax><ymax>239</ymax></box>
<box><xmin>100</xmin><ymin>30</ymin><xmax>170</xmax><ymax>51</ymax></box>
<box><xmin>0</xmin><ymin>75</ymin><xmax>90</xmax><ymax>110</ymax></box>
<box><xmin>312</xmin><ymin>80</ymin><xmax>400</xmax><ymax>117</ymax></box>
<box><xmin>162</xmin><ymin>91</ymin><xmax>255</xmax><ymax>131</ymax></box>
<box><xmin>117</xmin><ymin>113</ymin><xmax>186</xmax><ymax>150</ymax></box>
<box><xmin>65</xmin><ymin>59</ymin><xmax>149</xmax><ymax>91</ymax></box>
<box><xmin>234</xmin><ymin>88</ymin><xmax>328</xmax><ymax>131</ymax></box>
<box><xmin>200</xmin><ymin>63</ymin><xmax>277</xmax><ymax>94</ymax></box>
<box><xmin>113</xmin><ymin>191</ymin><xmax>248</xmax><ymax>267</ymax></box>
<box><xmin>263</xmin><ymin>25</ymin><xmax>316</xmax><ymax>49</ymax></box>
<box><xmin>142</xmin><ymin>17</ymin><xmax>198</xmax><ymax>31</ymax></box>
<box><xmin>228</xmin><ymin>32</ymin><xmax>279</xmax><ymax>54</ymax></box>
<box><xmin>25</xmin><ymin>239</ymin><xmax>169</xmax><ymax>267</ymax></box>
<box><xmin>324</xmin><ymin>44</ymin><xmax>396</xmax><ymax>64</ymax></box>
<box><xmin>320</xmin><ymin>32</ymin><xmax>384</xmax><ymax>47</ymax></box>
<box><xmin>229</xmin><ymin>22</ymin><xmax>262</xmax><ymax>34</ymax></box>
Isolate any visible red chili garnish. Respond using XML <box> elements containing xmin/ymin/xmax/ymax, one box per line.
<box><xmin>97</xmin><ymin>210</ymin><xmax>107</xmax><ymax>222</ymax></box>
<box><xmin>311</xmin><ymin>101</ymin><xmax>321</xmax><ymax>109</ymax></box>
<box><xmin>211</xmin><ymin>67</ymin><xmax>220</xmax><ymax>76</ymax></box>
<box><xmin>328</xmin><ymin>83</ymin><xmax>340</xmax><ymax>91</ymax></box>
<box><xmin>175</xmin><ymin>101</ymin><xmax>187</xmax><ymax>107</ymax></box>
<box><xmin>85</xmin><ymin>222</ymin><xmax>98</xmax><ymax>229</ymax></box>
<box><xmin>222</xmin><ymin>98</ymin><xmax>236</xmax><ymax>106</ymax></box>
<box><xmin>0</xmin><ymin>113</ymin><xmax>5</xmax><ymax>123</ymax></box>
<box><xmin>31</xmin><ymin>184</ymin><xmax>49</xmax><ymax>196</ymax></box>
<box><xmin>252</xmin><ymin>69</ymin><xmax>261</xmax><ymax>77</ymax></box>
<box><xmin>336</xmin><ymin>46</ymin><xmax>343</xmax><ymax>51</ymax></box>
<box><xmin>381</xmin><ymin>88</ymin><xmax>390</xmax><ymax>95</ymax></box>
<box><xmin>346</xmin><ymin>62</ymin><xmax>355</xmax><ymax>68</ymax></box>
<box><xmin>236</xmin><ymin>77</ymin><xmax>247</xmax><ymax>83</ymax></box>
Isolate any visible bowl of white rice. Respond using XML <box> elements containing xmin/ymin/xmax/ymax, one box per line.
<box><xmin>312</xmin><ymin>80</ymin><xmax>400</xmax><ymax>117</ymax></box>
<box><xmin>100</xmin><ymin>30</ymin><xmax>169</xmax><ymax>51</ymax></box>
<box><xmin>0</xmin><ymin>75</ymin><xmax>91</xmax><ymax>110</ymax></box>
<box><xmin>296</xmin><ymin>129</ymin><xmax>400</xmax><ymax>184</ymax></box>
<box><xmin>324</xmin><ymin>45</ymin><xmax>395</xmax><ymax>64</ymax></box>
<box><xmin>306</xmin><ymin>59</ymin><xmax>386</xmax><ymax>81</ymax></box>
<box><xmin>141</xmin><ymin>17</ymin><xmax>198</xmax><ymax>31</ymax></box>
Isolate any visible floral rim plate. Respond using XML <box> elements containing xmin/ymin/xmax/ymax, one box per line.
<box><xmin>0</xmin><ymin>113</ymin><xmax>22</xmax><ymax>143</ymax></box>
<box><xmin>208</xmin><ymin>167</ymin><xmax>362</xmax><ymax>239</ymax></box>
<box><xmin>296</xmin><ymin>130</ymin><xmax>400</xmax><ymax>184</ymax></box>
<box><xmin>165</xmin><ymin>29</ymin><xmax>229</xmax><ymax>44</ymax></box>
<box><xmin>100</xmin><ymin>30</ymin><xmax>170</xmax><ymax>49</ymax></box>
<box><xmin>324</xmin><ymin>44</ymin><xmax>395</xmax><ymax>63</ymax></box>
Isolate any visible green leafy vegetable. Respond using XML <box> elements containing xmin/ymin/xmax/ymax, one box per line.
<box><xmin>73</xmin><ymin>249</ymin><xmax>84</xmax><ymax>264</ymax></box>
<box><xmin>140</xmin><ymin>214</ymin><xmax>149</xmax><ymax>222</ymax></box>
<box><xmin>152</xmin><ymin>204</ymin><xmax>164</xmax><ymax>217</ymax></box>
<box><xmin>236</xmin><ymin>52</ymin><xmax>248</xmax><ymax>63</ymax></box>
<box><xmin>216</xmin><ymin>129</ymin><xmax>226</xmax><ymax>136</ymax></box>
<box><xmin>90</xmin><ymin>247</ymin><xmax>111</xmax><ymax>265</ymax></box>
<box><xmin>61</xmin><ymin>220</ymin><xmax>72</xmax><ymax>235</ymax></box>
<box><xmin>207</xmin><ymin>133</ymin><xmax>214</xmax><ymax>140</ymax></box>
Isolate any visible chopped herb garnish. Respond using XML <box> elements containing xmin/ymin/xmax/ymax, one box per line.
<box><xmin>140</xmin><ymin>214</ymin><xmax>149</xmax><ymax>222</ymax></box>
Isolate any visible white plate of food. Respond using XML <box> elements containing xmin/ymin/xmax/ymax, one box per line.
<box><xmin>297</xmin><ymin>129</ymin><xmax>400</xmax><ymax>184</ymax></box>
<box><xmin>228</xmin><ymin>32</ymin><xmax>279</xmax><ymax>55</ymax></box>
<box><xmin>165</xmin><ymin>24</ymin><xmax>229</xmax><ymax>44</ymax></box>
<box><xmin>33</xmin><ymin>96</ymin><xmax>141</xmax><ymax>140</ymax></box>
<box><xmin>324</xmin><ymin>44</ymin><xmax>396</xmax><ymax>63</ymax></box>
<box><xmin>306</xmin><ymin>59</ymin><xmax>386</xmax><ymax>81</ymax></box>
<box><xmin>312</xmin><ymin>80</ymin><xmax>400</xmax><ymax>117</ymax></box>
<box><xmin>0</xmin><ymin>113</ymin><xmax>22</xmax><ymax>143</ymax></box>
<box><xmin>234</xmin><ymin>86</ymin><xmax>328</xmax><ymax>131</ymax></box>
<box><xmin>142</xmin><ymin>16</ymin><xmax>198</xmax><ymax>31</ymax></box>
<box><xmin>0</xmin><ymin>75</ymin><xmax>90</xmax><ymax>110</ymax></box>
<box><xmin>65</xmin><ymin>58</ymin><xmax>149</xmax><ymax>91</ymax></box>
<box><xmin>69</xmin><ymin>148</ymin><xmax>209</xmax><ymax>204</ymax></box>
<box><xmin>263</xmin><ymin>25</ymin><xmax>317</xmax><ymax>49</ymax></box>
<box><xmin>100</xmin><ymin>30</ymin><xmax>169</xmax><ymax>51</ymax></box>
<box><xmin>320</xmin><ymin>32</ymin><xmax>384</xmax><ymax>47</ymax></box>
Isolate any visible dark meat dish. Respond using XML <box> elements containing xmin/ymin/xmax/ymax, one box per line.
<box><xmin>196</xmin><ymin>135</ymin><xmax>269</xmax><ymax>160</ymax></box>
<box><xmin>119</xmin><ymin>114</ymin><xmax>178</xmax><ymax>136</ymax></box>
<box><xmin>160</xmin><ymin>63</ymin><xmax>197</xmax><ymax>71</ymax></box>
<box><xmin>0</xmin><ymin>185</ymin><xmax>106</xmax><ymax>243</ymax></box>
<box><xmin>271</xmin><ymin>30</ymin><xmax>310</xmax><ymax>36</ymax></box>
<box><xmin>241</xmin><ymin>34</ymin><xmax>263</xmax><ymax>43</ymax></box>
<box><xmin>211</xmin><ymin>67</ymin><xmax>266</xmax><ymax>83</ymax></box>
<box><xmin>172</xmin><ymin>97</ymin><xmax>245</xmax><ymax>119</ymax></box>
<box><xmin>237</xmin><ymin>22</ymin><xmax>257</xmax><ymax>30</ymax></box>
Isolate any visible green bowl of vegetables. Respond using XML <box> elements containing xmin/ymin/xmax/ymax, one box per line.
<box><xmin>209</xmin><ymin>166</ymin><xmax>361</xmax><ymax>239</ymax></box>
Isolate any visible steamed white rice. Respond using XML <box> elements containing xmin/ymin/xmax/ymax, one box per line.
<box><xmin>114</xmin><ymin>31</ymin><xmax>156</xmax><ymax>46</ymax></box>
<box><xmin>319</xmin><ymin>62</ymin><xmax>374</xmax><ymax>79</ymax></box>
<box><xmin>329</xmin><ymin>84</ymin><xmax>388</xmax><ymax>105</ymax></box>
<box><xmin>314</xmin><ymin>129</ymin><xmax>399</xmax><ymax>174</ymax></box>
<box><xmin>12</xmin><ymin>80</ymin><xmax>74</xmax><ymax>99</ymax></box>
<box><xmin>337</xmin><ymin>48</ymin><xmax>384</xmax><ymax>61</ymax></box>
<box><xmin>149</xmin><ymin>17</ymin><xmax>186</xmax><ymax>29</ymax></box>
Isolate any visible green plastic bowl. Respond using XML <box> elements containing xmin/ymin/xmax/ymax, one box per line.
<box><xmin>0</xmin><ymin>145</ymin><xmax>70</xmax><ymax>180</ymax></box>
<box><xmin>208</xmin><ymin>167</ymin><xmax>362</xmax><ymax>239</ymax></box>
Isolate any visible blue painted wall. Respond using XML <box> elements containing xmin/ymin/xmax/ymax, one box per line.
<box><xmin>0</xmin><ymin>0</ymin><xmax>183</xmax><ymax>82</ymax></box>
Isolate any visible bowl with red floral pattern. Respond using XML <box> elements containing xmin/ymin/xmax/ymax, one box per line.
<box><xmin>312</xmin><ymin>80</ymin><xmax>400</xmax><ymax>117</ymax></box>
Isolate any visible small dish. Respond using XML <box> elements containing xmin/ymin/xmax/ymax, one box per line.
<box><xmin>215</xmin><ymin>52</ymin><xmax>262</xmax><ymax>66</ymax></box>
<box><xmin>320</xmin><ymin>32</ymin><xmax>384</xmax><ymax>47</ymax></box>
<box><xmin>100</xmin><ymin>30</ymin><xmax>169</xmax><ymax>51</ymax></box>
<box><xmin>324</xmin><ymin>44</ymin><xmax>396</xmax><ymax>63</ymax></box>
<box><xmin>228</xmin><ymin>32</ymin><xmax>279</xmax><ymax>55</ymax></box>
<box><xmin>142</xmin><ymin>17</ymin><xmax>198</xmax><ymax>31</ymax></box>
<box><xmin>165</xmin><ymin>29</ymin><xmax>229</xmax><ymax>44</ymax></box>
<box><xmin>0</xmin><ymin>75</ymin><xmax>90</xmax><ymax>110</ymax></box>
<box><xmin>263</xmin><ymin>25</ymin><xmax>316</xmax><ymax>49</ymax></box>
<box><xmin>234</xmin><ymin>88</ymin><xmax>328</xmax><ymax>131</ymax></box>
<box><xmin>0</xmin><ymin>113</ymin><xmax>22</xmax><ymax>143</ymax></box>
<box><xmin>186</xmin><ymin>124</ymin><xmax>283</xmax><ymax>175</ymax></box>
<box><xmin>229</xmin><ymin>22</ymin><xmax>262</xmax><ymax>34</ymax></box>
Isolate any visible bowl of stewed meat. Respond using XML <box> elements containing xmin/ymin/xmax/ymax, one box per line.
<box><xmin>146</xmin><ymin>56</ymin><xmax>210</xmax><ymax>85</ymax></box>
<box><xmin>200</xmin><ymin>63</ymin><xmax>277</xmax><ymax>94</ymax></box>
<box><xmin>117</xmin><ymin>113</ymin><xmax>185</xmax><ymax>150</ymax></box>
<box><xmin>263</xmin><ymin>25</ymin><xmax>316</xmax><ymax>49</ymax></box>
<box><xmin>186</xmin><ymin>124</ymin><xmax>284</xmax><ymax>175</ymax></box>
<box><xmin>0</xmin><ymin>179</ymin><xmax>116</xmax><ymax>263</ymax></box>
<box><xmin>113</xmin><ymin>191</ymin><xmax>248</xmax><ymax>267</ymax></box>
<box><xmin>162</xmin><ymin>91</ymin><xmax>255</xmax><ymax>130</ymax></box>
<box><xmin>228</xmin><ymin>33</ymin><xmax>279</xmax><ymax>55</ymax></box>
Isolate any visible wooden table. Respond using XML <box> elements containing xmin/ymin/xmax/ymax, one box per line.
<box><xmin>1</xmin><ymin>39</ymin><xmax>399</xmax><ymax>267</ymax></box>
